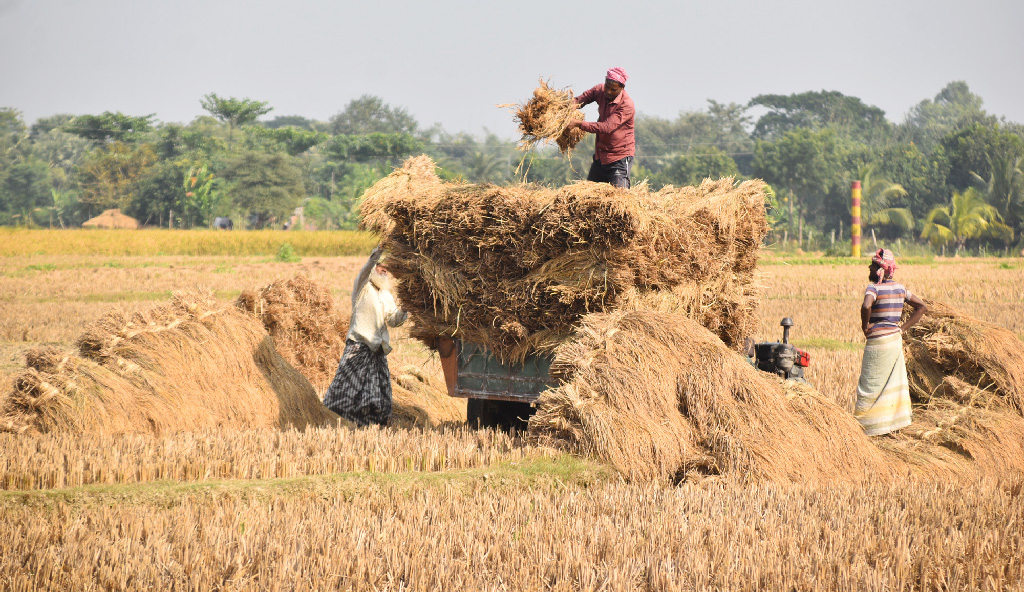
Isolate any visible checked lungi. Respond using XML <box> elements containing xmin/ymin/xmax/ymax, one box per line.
<box><xmin>323</xmin><ymin>339</ymin><xmax>392</xmax><ymax>427</ymax></box>
<box><xmin>854</xmin><ymin>332</ymin><xmax>912</xmax><ymax>436</ymax></box>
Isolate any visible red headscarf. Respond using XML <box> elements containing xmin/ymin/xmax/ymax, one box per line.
<box><xmin>871</xmin><ymin>248</ymin><xmax>897</xmax><ymax>284</ymax></box>
<box><xmin>606</xmin><ymin>67</ymin><xmax>628</xmax><ymax>85</ymax></box>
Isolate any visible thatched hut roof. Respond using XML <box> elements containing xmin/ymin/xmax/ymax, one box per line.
<box><xmin>82</xmin><ymin>208</ymin><xmax>140</xmax><ymax>229</ymax></box>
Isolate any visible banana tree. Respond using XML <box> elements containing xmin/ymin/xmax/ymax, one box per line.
<box><xmin>921</xmin><ymin>187</ymin><xmax>1013</xmax><ymax>253</ymax></box>
<box><xmin>180</xmin><ymin>164</ymin><xmax>215</xmax><ymax>228</ymax></box>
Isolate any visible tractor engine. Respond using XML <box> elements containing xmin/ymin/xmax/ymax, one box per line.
<box><xmin>748</xmin><ymin>317</ymin><xmax>810</xmax><ymax>382</ymax></box>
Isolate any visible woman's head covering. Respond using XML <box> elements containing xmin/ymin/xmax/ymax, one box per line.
<box><xmin>871</xmin><ymin>248</ymin><xmax>897</xmax><ymax>283</ymax></box>
<box><xmin>606</xmin><ymin>67</ymin><xmax>628</xmax><ymax>85</ymax></box>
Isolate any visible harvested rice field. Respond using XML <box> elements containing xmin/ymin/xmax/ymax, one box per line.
<box><xmin>1</xmin><ymin>233</ymin><xmax>1023</xmax><ymax>591</ymax></box>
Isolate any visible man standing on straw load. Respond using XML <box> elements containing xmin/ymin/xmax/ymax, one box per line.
<box><xmin>323</xmin><ymin>246</ymin><xmax>408</xmax><ymax>426</ymax></box>
<box><xmin>565</xmin><ymin>67</ymin><xmax>635</xmax><ymax>188</ymax></box>
<box><xmin>854</xmin><ymin>249</ymin><xmax>927</xmax><ymax>436</ymax></box>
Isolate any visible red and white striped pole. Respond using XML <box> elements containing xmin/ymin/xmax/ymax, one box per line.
<box><xmin>851</xmin><ymin>181</ymin><xmax>862</xmax><ymax>258</ymax></box>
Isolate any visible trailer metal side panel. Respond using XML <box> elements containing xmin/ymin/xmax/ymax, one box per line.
<box><xmin>454</xmin><ymin>342</ymin><xmax>554</xmax><ymax>402</ymax></box>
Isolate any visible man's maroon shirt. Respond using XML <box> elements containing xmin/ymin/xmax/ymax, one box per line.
<box><xmin>574</xmin><ymin>84</ymin><xmax>636</xmax><ymax>165</ymax></box>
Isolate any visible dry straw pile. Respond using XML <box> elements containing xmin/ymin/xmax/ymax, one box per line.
<box><xmin>0</xmin><ymin>290</ymin><xmax>343</xmax><ymax>436</ymax></box>
<box><xmin>528</xmin><ymin>308</ymin><xmax>1024</xmax><ymax>484</ymax></box>
<box><xmin>527</xmin><ymin>310</ymin><xmax>895</xmax><ymax>483</ymax></box>
<box><xmin>882</xmin><ymin>298</ymin><xmax>1024</xmax><ymax>475</ymax></box>
<box><xmin>504</xmin><ymin>79</ymin><xmax>586</xmax><ymax>156</ymax></box>
<box><xmin>237</xmin><ymin>275</ymin><xmax>350</xmax><ymax>393</ymax></box>
<box><xmin>361</xmin><ymin>156</ymin><xmax>769</xmax><ymax>363</ymax></box>
<box><xmin>236</xmin><ymin>274</ymin><xmax>463</xmax><ymax>428</ymax></box>
<box><xmin>903</xmin><ymin>298</ymin><xmax>1024</xmax><ymax>413</ymax></box>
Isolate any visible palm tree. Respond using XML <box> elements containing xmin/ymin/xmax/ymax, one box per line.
<box><xmin>971</xmin><ymin>152</ymin><xmax>1024</xmax><ymax>234</ymax></box>
<box><xmin>921</xmin><ymin>187</ymin><xmax>1013</xmax><ymax>253</ymax></box>
<box><xmin>465</xmin><ymin>151</ymin><xmax>509</xmax><ymax>184</ymax></box>
<box><xmin>856</xmin><ymin>164</ymin><xmax>914</xmax><ymax>235</ymax></box>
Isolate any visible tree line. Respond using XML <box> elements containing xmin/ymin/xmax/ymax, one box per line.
<box><xmin>1</xmin><ymin>82</ymin><xmax>1022</xmax><ymax>253</ymax></box>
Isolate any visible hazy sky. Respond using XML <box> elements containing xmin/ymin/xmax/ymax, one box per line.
<box><xmin>2</xmin><ymin>0</ymin><xmax>1022</xmax><ymax>137</ymax></box>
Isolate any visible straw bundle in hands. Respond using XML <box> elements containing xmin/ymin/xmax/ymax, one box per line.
<box><xmin>360</xmin><ymin>156</ymin><xmax>770</xmax><ymax>363</ymax></box>
<box><xmin>505</xmin><ymin>79</ymin><xmax>585</xmax><ymax>156</ymax></box>
<box><xmin>1</xmin><ymin>290</ymin><xmax>344</xmax><ymax>436</ymax></box>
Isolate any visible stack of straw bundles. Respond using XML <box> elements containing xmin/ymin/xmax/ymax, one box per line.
<box><xmin>360</xmin><ymin>156</ymin><xmax>770</xmax><ymax>363</ymax></box>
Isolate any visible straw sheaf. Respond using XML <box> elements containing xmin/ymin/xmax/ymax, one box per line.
<box><xmin>236</xmin><ymin>275</ymin><xmax>349</xmax><ymax>394</ymax></box>
<box><xmin>359</xmin><ymin>156</ymin><xmax>769</xmax><ymax>362</ymax></box>
<box><xmin>236</xmin><ymin>274</ymin><xmax>464</xmax><ymax>428</ymax></box>
<box><xmin>903</xmin><ymin>298</ymin><xmax>1024</xmax><ymax>414</ymax></box>
<box><xmin>504</xmin><ymin>79</ymin><xmax>586</xmax><ymax>156</ymax></box>
<box><xmin>528</xmin><ymin>310</ymin><xmax>893</xmax><ymax>484</ymax></box>
<box><xmin>0</xmin><ymin>290</ymin><xmax>345</xmax><ymax>436</ymax></box>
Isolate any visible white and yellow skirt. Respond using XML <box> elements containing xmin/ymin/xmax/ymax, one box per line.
<box><xmin>854</xmin><ymin>332</ymin><xmax>912</xmax><ymax>436</ymax></box>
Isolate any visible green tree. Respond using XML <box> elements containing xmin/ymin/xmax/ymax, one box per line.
<box><xmin>180</xmin><ymin>164</ymin><xmax>216</xmax><ymax>227</ymax></box>
<box><xmin>77</xmin><ymin>142</ymin><xmax>157</xmax><ymax>211</ymax></box>
<box><xmin>752</xmin><ymin>128</ymin><xmax>842</xmax><ymax>236</ymax></box>
<box><xmin>853</xmin><ymin>164</ymin><xmax>914</xmax><ymax>236</ymax></box>
<box><xmin>328</xmin><ymin>95</ymin><xmax>418</xmax><ymax>135</ymax></box>
<box><xmin>133</xmin><ymin>159</ymin><xmax>188</xmax><ymax>226</ymax></box>
<box><xmin>243</xmin><ymin>126</ymin><xmax>328</xmax><ymax>156</ymax></box>
<box><xmin>971</xmin><ymin>151</ymin><xmax>1024</xmax><ymax>239</ymax></box>
<box><xmin>635</xmin><ymin>101</ymin><xmax>753</xmax><ymax>175</ymax></box>
<box><xmin>941</xmin><ymin>122</ymin><xmax>1024</xmax><ymax>190</ymax></box>
<box><xmin>872</xmin><ymin>142</ymin><xmax>951</xmax><ymax>219</ymax></box>
<box><xmin>199</xmin><ymin>94</ymin><xmax>272</xmax><ymax>148</ymax></box>
<box><xmin>0</xmin><ymin>157</ymin><xmax>52</xmax><ymax>215</ymax></box>
<box><xmin>262</xmin><ymin>115</ymin><xmax>317</xmax><ymax>130</ymax></box>
<box><xmin>323</xmin><ymin>132</ymin><xmax>421</xmax><ymax>166</ymax></box>
<box><xmin>463</xmin><ymin>150</ymin><xmax>511</xmax><ymax>183</ymax></box>
<box><xmin>220</xmin><ymin>150</ymin><xmax>304</xmax><ymax>228</ymax></box>
<box><xmin>65</xmin><ymin>112</ymin><xmax>155</xmax><ymax>144</ymax></box>
<box><xmin>653</xmin><ymin>147</ymin><xmax>739</xmax><ymax>188</ymax></box>
<box><xmin>749</xmin><ymin>90</ymin><xmax>891</xmax><ymax>145</ymax></box>
<box><xmin>302</xmin><ymin>196</ymin><xmax>350</xmax><ymax>230</ymax></box>
<box><xmin>921</xmin><ymin>187</ymin><xmax>1013</xmax><ymax>252</ymax></box>
<box><xmin>0</xmin><ymin>108</ymin><xmax>28</xmax><ymax>167</ymax></box>
<box><xmin>899</xmin><ymin>81</ymin><xmax>994</xmax><ymax>150</ymax></box>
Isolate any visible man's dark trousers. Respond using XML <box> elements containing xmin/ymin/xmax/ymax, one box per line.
<box><xmin>586</xmin><ymin>156</ymin><xmax>633</xmax><ymax>188</ymax></box>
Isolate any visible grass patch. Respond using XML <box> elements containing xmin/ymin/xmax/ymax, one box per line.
<box><xmin>759</xmin><ymin>256</ymin><xmax>937</xmax><ymax>267</ymax></box>
<box><xmin>793</xmin><ymin>337</ymin><xmax>863</xmax><ymax>352</ymax></box>
<box><xmin>0</xmin><ymin>453</ymin><xmax>612</xmax><ymax>508</ymax></box>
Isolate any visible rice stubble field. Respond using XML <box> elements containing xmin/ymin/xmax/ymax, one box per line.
<box><xmin>1</xmin><ymin>232</ymin><xmax>1023</xmax><ymax>591</ymax></box>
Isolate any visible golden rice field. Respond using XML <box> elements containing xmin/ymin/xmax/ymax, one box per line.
<box><xmin>1</xmin><ymin>230</ymin><xmax>1023</xmax><ymax>591</ymax></box>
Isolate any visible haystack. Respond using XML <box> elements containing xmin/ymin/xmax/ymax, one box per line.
<box><xmin>903</xmin><ymin>298</ymin><xmax>1024</xmax><ymax>414</ymax></box>
<box><xmin>504</xmin><ymin>79</ymin><xmax>586</xmax><ymax>156</ymax></box>
<box><xmin>237</xmin><ymin>275</ymin><xmax>349</xmax><ymax>393</ymax></box>
<box><xmin>360</xmin><ymin>156</ymin><xmax>769</xmax><ymax>363</ymax></box>
<box><xmin>527</xmin><ymin>309</ymin><xmax>1024</xmax><ymax>483</ymax></box>
<box><xmin>237</xmin><ymin>274</ymin><xmax>465</xmax><ymax>428</ymax></box>
<box><xmin>82</xmin><ymin>208</ymin><xmax>140</xmax><ymax>229</ymax></box>
<box><xmin>527</xmin><ymin>310</ymin><xmax>895</xmax><ymax>483</ymax></box>
<box><xmin>0</xmin><ymin>290</ymin><xmax>344</xmax><ymax>436</ymax></box>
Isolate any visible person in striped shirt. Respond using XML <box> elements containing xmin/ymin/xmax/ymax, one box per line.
<box><xmin>854</xmin><ymin>249</ymin><xmax>927</xmax><ymax>435</ymax></box>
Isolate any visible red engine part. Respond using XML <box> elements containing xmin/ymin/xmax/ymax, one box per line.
<box><xmin>796</xmin><ymin>349</ymin><xmax>811</xmax><ymax>368</ymax></box>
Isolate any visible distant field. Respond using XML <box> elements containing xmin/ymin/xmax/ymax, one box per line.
<box><xmin>0</xmin><ymin>228</ymin><xmax>378</xmax><ymax>257</ymax></box>
<box><xmin>1</xmin><ymin>242</ymin><xmax>1022</xmax><ymax>590</ymax></box>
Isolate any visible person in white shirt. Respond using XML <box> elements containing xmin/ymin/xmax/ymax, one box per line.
<box><xmin>323</xmin><ymin>246</ymin><xmax>408</xmax><ymax>426</ymax></box>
